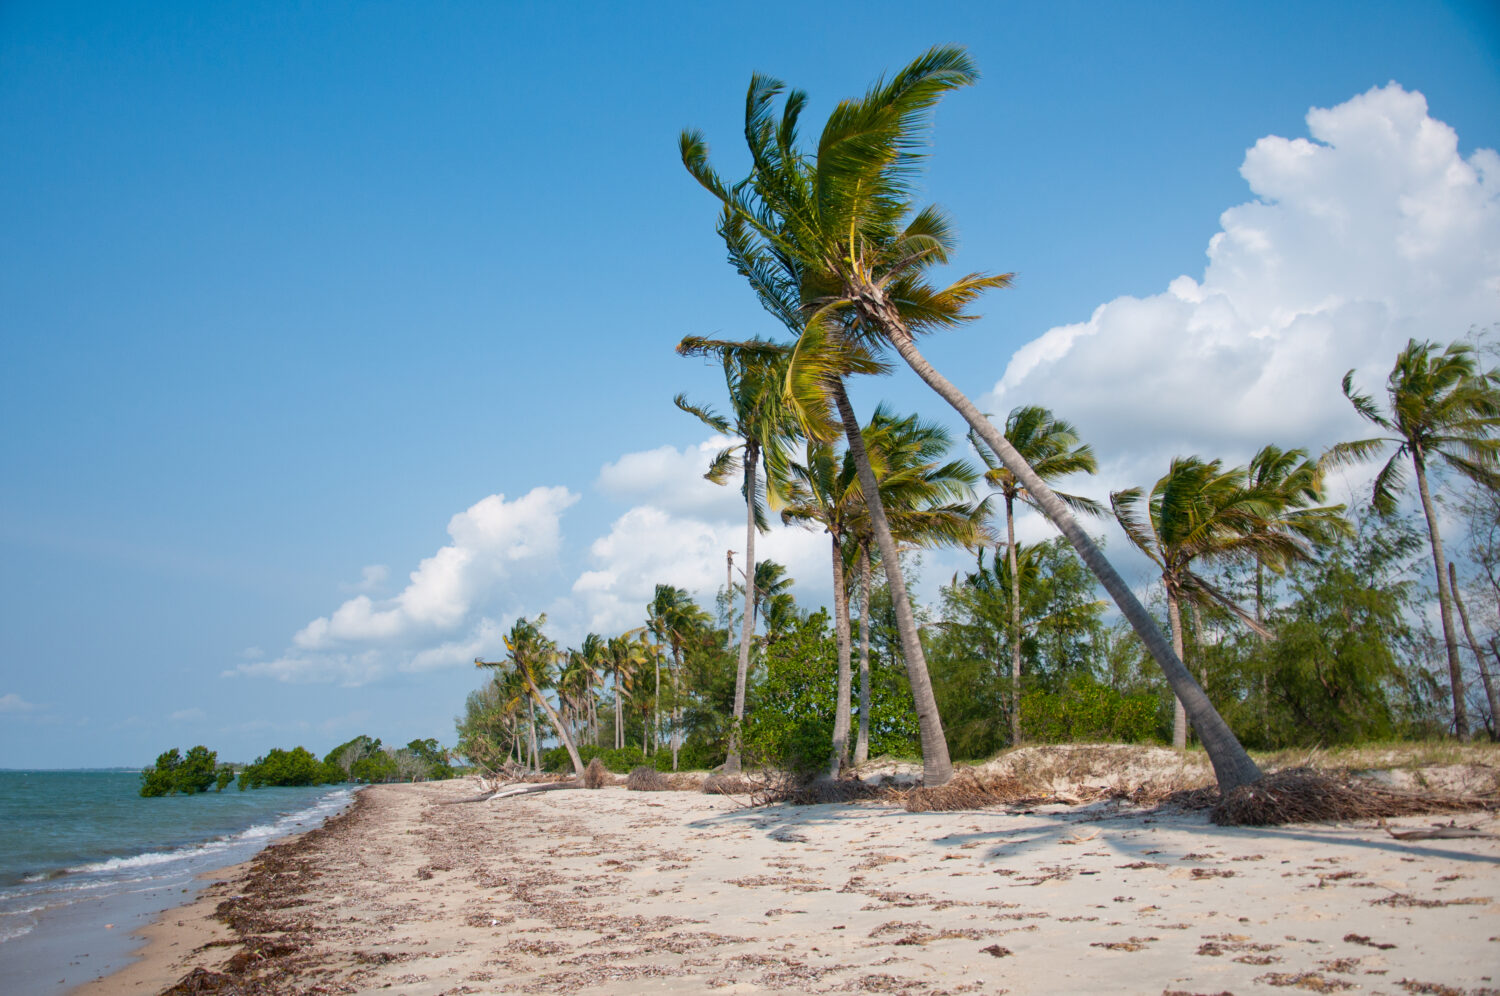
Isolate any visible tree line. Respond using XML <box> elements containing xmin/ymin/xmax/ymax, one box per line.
<box><xmin>457</xmin><ymin>46</ymin><xmax>1500</xmax><ymax>794</ymax></box>
<box><xmin>138</xmin><ymin>736</ymin><xmax>456</xmax><ymax>797</ymax></box>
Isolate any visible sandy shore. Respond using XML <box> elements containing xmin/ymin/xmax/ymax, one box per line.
<box><xmin>80</xmin><ymin>776</ymin><xmax>1500</xmax><ymax>995</ymax></box>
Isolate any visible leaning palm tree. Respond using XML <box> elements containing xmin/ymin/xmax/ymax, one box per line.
<box><xmin>1328</xmin><ymin>339</ymin><xmax>1500</xmax><ymax>739</ymax></box>
<box><xmin>970</xmin><ymin>407</ymin><xmax>1104</xmax><ymax>744</ymax></box>
<box><xmin>476</xmin><ymin>615</ymin><xmax>585</xmax><ymax>779</ymax></box>
<box><xmin>682</xmin><ymin>46</ymin><xmax>1262</xmax><ymax>790</ymax></box>
<box><xmin>1111</xmin><ymin>458</ymin><xmax>1304</xmax><ymax>748</ymax></box>
<box><xmin>676</xmin><ymin>344</ymin><xmax>797</xmax><ymax>775</ymax></box>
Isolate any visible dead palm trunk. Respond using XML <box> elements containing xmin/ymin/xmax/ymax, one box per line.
<box><xmin>1450</xmin><ymin>562</ymin><xmax>1500</xmax><ymax>739</ymax></box>
<box><xmin>831</xmin><ymin>378</ymin><xmax>952</xmax><ymax>786</ymax></box>
<box><xmin>1415</xmin><ymin>452</ymin><xmax>1470</xmax><ymax>738</ymax></box>
<box><xmin>882</xmin><ymin>322</ymin><xmax>1261</xmax><ymax>790</ymax></box>
<box><xmin>830</xmin><ymin>530</ymin><xmax>853</xmax><ymax>777</ymax></box>
<box><xmin>854</xmin><ymin>544</ymin><xmax>873</xmax><ymax>765</ymax></box>
<box><xmin>725</xmin><ymin>443</ymin><xmax>759</xmax><ymax>775</ymax></box>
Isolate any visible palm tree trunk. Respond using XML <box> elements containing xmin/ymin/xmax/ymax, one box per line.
<box><xmin>614</xmin><ymin>674</ymin><xmax>624</xmax><ymax>750</ymax></box>
<box><xmin>830</xmin><ymin>531</ymin><xmax>853</xmax><ymax>778</ymax></box>
<box><xmin>725</xmin><ymin>445</ymin><xmax>759</xmax><ymax>775</ymax></box>
<box><xmin>1006</xmin><ymin>495</ymin><xmax>1023</xmax><ymax>746</ymax></box>
<box><xmin>652</xmin><ymin>653</ymin><xmax>661</xmax><ymax>755</ymax></box>
<box><xmin>671</xmin><ymin>644</ymin><xmax>682</xmax><ymax>771</ymax></box>
<box><xmin>1415</xmin><ymin>454</ymin><xmax>1471</xmax><ymax>738</ymax></box>
<box><xmin>854</xmin><ymin>543</ymin><xmax>873</xmax><ymax>766</ymax></box>
<box><xmin>831</xmin><ymin>378</ymin><xmax>952</xmax><ymax>786</ymax></box>
<box><xmin>1256</xmin><ymin>556</ymin><xmax>1269</xmax><ymax>739</ymax></box>
<box><xmin>884</xmin><ymin>322</ymin><xmax>1261</xmax><ymax>791</ymax></box>
<box><xmin>1167</xmin><ymin>588</ymin><xmax>1188</xmax><ymax>750</ymax></box>
<box><xmin>1450</xmin><ymin>562</ymin><xmax>1500</xmax><ymax>740</ymax></box>
<box><xmin>524</xmin><ymin>672</ymin><xmax>586</xmax><ymax>778</ymax></box>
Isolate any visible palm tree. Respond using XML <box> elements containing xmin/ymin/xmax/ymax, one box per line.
<box><xmin>1111</xmin><ymin>458</ymin><xmax>1305</xmax><ymax>748</ymax></box>
<box><xmin>784</xmin><ymin>406</ymin><xmax>982</xmax><ymax>775</ymax></box>
<box><xmin>681</xmin><ymin>46</ymin><xmax>1261</xmax><ymax>790</ymax></box>
<box><xmin>970</xmin><ymin>406</ymin><xmax>1103</xmax><ymax>744</ymax></box>
<box><xmin>782</xmin><ymin>437</ymin><xmax>861</xmax><ymax>777</ymax></box>
<box><xmin>603</xmin><ymin>633</ymin><xmax>646</xmax><ymax>750</ymax></box>
<box><xmin>1244</xmin><ymin>445</ymin><xmax>1350</xmax><ymax>734</ymax></box>
<box><xmin>570</xmin><ymin>633</ymin><xmax>607</xmax><ymax>747</ymax></box>
<box><xmin>476</xmin><ymin>615</ymin><xmax>585</xmax><ymax>779</ymax></box>
<box><xmin>676</xmin><ymin>344</ymin><xmax>796</xmax><ymax>775</ymax></box>
<box><xmin>1329</xmin><ymin>339</ymin><xmax>1500</xmax><ymax>738</ymax></box>
<box><xmin>752</xmin><ymin>560</ymin><xmax>795</xmax><ymax>631</ymax></box>
<box><xmin>649</xmin><ymin>585</ymin><xmax>711</xmax><ymax>770</ymax></box>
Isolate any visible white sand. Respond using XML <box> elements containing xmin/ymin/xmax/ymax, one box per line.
<box><xmin>82</xmin><ymin>777</ymin><xmax>1500</xmax><ymax>995</ymax></box>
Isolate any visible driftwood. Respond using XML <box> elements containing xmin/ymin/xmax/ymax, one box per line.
<box><xmin>486</xmin><ymin>780</ymin><xmax>581</xmax><ymax>801</ymax></box>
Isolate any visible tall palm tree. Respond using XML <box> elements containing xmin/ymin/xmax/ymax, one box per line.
<box><xmin>649</xmin><ymin>585</ymin><xmax>711</xmax><ymax>770</ymax></box>
<box><xmin>603</xmin><ymin>633</ymin><xmax>646</xmax><ymax>750</ymax></box>
<box><xmin>476</xmin><ymin>615</ymin><xmax>585</xmax><ymax>779</ymax></box>
<box><xmin>676</xmin><ymin>344</ymin><xmax>796</xmax><ymax>775</ymax></box>
<box><xmin>1329</xmin><ymin>339</ymin><xmax>1500</xmax><ymax>739</ymax></box>
<box><xmin>681</xmin><ymin>46</ymin><xmax>1261</xmax><ymax>790</ymax></box>
<box><xmin>782</xmin><ymin>437</ymin><xmax>861</xmax><ymax>777</ymax></box>
<box><xmin>784</xmin><ymin>406</ymin><xmax>982</xmax><ymax>775</ymax></box>
<box><xmin>571</xmin><ymin>633</ymin><xmax>607</xmax><ymax>747</ymax></box>
<box><xmin>970</xmin><ymin>406</ymin><xmax>1103</xmax><ymax>744</ymax></box>
<box><xmin>1244</xmin><ymin>445</ymin><xmax>1350</xmax><ymax>734</ymax></box>
<box><xmin>1111</xmin><ymin>458</ymin><xmax>1304</xmax><ymax>748</ymax></box>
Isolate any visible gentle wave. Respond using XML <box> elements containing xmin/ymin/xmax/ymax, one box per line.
<box><xmin>62</xmin><ymin>787</ymin><xmax>352</xmax><ymax>878</ymax></box>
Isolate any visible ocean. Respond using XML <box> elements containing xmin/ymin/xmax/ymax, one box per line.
<box><xmin>0</xmin><ymin>769</ymin><xmax>356</xmax><ymax>995</ymax></box>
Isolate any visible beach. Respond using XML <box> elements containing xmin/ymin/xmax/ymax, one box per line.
<box><xmin>80</xmin><ymin>773</ymin><xmax>1499</xmax><ymax>995</ymax></box>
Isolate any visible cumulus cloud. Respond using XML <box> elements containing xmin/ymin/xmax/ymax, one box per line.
<box><xmin>0</xmin><ymin>692</ymin><xmax>38</xmax><ymax>713</ymax></box>
<box><xmin>572</xmin><ymin>442</ymin><xmax>831</xmax><ymax>638</ymax></box>
<box><xmin>231</xmin><ymin>487</ymin><xmax>578</xmax><ymax>684</ymax></box>
<box><xmin>293</xmin><ymin>487</ymin><xmax>576</xmax><ymax>649</ymax></box>
<box><xmin>988</xmin><ymin>83</ymin><xmax>1500</xmax><ymax>489</ymax></box>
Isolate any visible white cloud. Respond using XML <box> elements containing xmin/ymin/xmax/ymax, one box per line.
<box><xmin>571</xmin><ymin>441</ymin><xmax>832</xmax><ymax>638</ymax></box>
<box><xmin>170</xmin><ymin>707</ymin><xmax>206</xmax><ymax>723</ymax></box>
<box><xmin>595</xmin><ymin>436</ymin><xmax>746</xmax><ymax>518</ymax></box>
<box><xmin>293</xmin><ymin>486</ymin><xmax>576</xmax><ymax>649</ymax></box>
<box><xmin>230</xmin><ymin>486</ymin><xmax>578</xmax><ymax>684</ymax></box>
<box><xmin>988</xmin><ymin>83</ymin><xmax>1499</xmax><ymax>492</ymax></box>
<box><xmin>0</xmin><ymin>693</ymin><xmax>38</xmax><ymax>713</ymax></box>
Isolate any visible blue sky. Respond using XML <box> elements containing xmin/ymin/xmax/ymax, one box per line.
<box><xmin>2</xmin><ymin>2</ymin><xmax>1498</xmax><ymax>767</ymax></box>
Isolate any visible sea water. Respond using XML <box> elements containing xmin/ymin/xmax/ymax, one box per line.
<box><xmin>0</xmin><ymin>770</ymin><xmax>355</xmax><ymax>994</ymax></box>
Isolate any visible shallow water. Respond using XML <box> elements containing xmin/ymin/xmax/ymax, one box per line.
<box><xmin>0</xmin><ymin>770</ymin><xmax>354</xmax><ymax>994</ymax></box>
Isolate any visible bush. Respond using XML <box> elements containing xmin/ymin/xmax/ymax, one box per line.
<box><xmin>139</xmin><ymin>745</ymin><xmax>219</xmax><ymax>797</ymax></box>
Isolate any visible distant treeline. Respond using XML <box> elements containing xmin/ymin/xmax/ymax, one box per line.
<box><xmin>138</xmin><ymin>735</ymin><xmax>458</xmax><ymax>797</ymax></box>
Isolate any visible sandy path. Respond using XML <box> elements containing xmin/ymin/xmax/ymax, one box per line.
<box><xmin>84</xmin><ymin>778</ymin><xmax>1500</xmax><ymax>995</ymax></box>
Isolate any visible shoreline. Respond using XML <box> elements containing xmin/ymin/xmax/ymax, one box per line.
<box><xmin>80</xmin><ymin>776</ymin><xmax>1500</xmax><ymax>995</ymax></box>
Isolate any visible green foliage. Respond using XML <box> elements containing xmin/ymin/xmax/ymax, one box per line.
<box><xmin>1019</xmin><ymin>675</ymin><xmax>1160</xmax><ymax>743</ymax></box>
<box><xmin>237</xmin><ymin>746</ymin><xmax>326</xmax><ymax>790</ymax></box>
<box><xmin>540</xmin><ymin>743</ymin><xmax>647</xmax><ymax>774</ymax></box>
<box><xmin>214</xmin><ymin>766</ymin><xmax>235</xmax><ymax>792</ymax></box>
<box><xmin>1208</xmin><ymin>511</ymin><xmax>1447</xmax><ymax>747</ymax></box>
<box><xmin>139</xmin><ymin>745</ymin><xmax>219</xmax><ymax>797</ymax></box>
